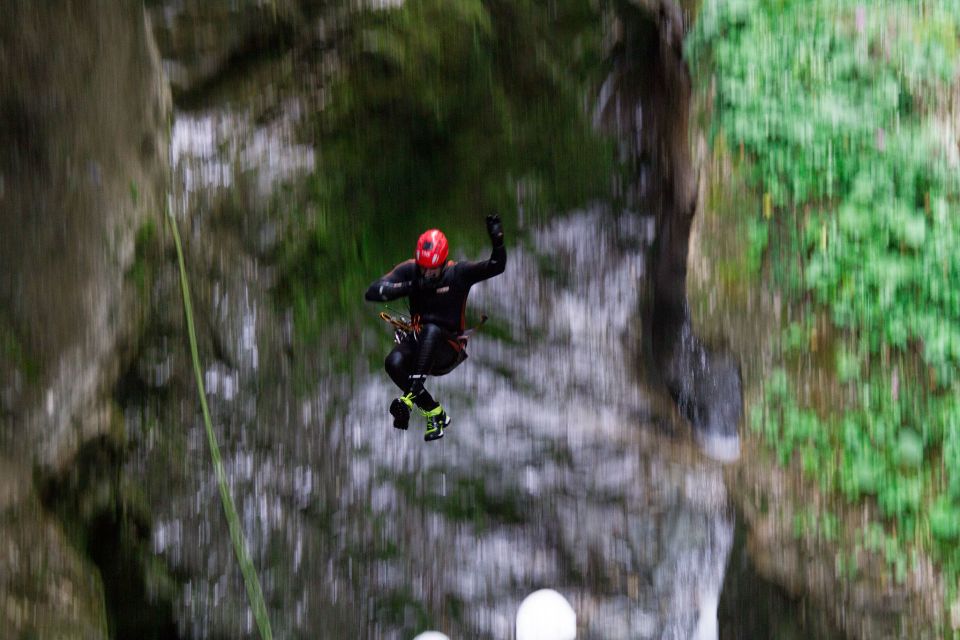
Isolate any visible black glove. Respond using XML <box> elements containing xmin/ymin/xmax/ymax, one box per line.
<box><xmin>485</xmin><ymin>214</ymin><xmax>504</xmax><ymax>248</ymax></box>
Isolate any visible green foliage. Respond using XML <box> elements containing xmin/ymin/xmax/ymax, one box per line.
<box><xmin>781</xmin><ymin>318</ymin><xmax>813</xmax><ymax>354</ymax></box>
<box><xmin>895</xmin><ymin>429</ymin><xmax>923</xmax><ymax>469</ymax></box>
<box><xmin>689</xmin><ymin>0</ymin><xmax>960</xmax><ymax>205</ymax></box>
<box><xmin>691</xmin><ymin>0</ymin><xmax>960</xmax><ymax>377</ymax></box>
<box><xmin>744</xmin><ymin>216</ymin><xmax>769</xmax><ymax>273</ymax></box>
<box><xmin>129</xmin><ymin>218</ymin><xmax>158</xmax><ymax>297</ymax></box>
<box><xmin>277</xmin><ymin>0</ymin><xmax>616</xmax><ymax>343</ymax></box>
<box><xmin>393</xmin><ymin>468</ymin><xmax>527</xmax><ymax>529</ymax></box>
<box><xmin>0</xmin><ymin>314</ymin><xmax>40</xmax><ymax>384</ymax></box>
<box><xmin>373</xmin><ymin>590</ymin><xmax>432</xmax><ymax>636</ymax></box>
<box><xmin>793</xmin><ymin>508</ymin><xmax>839</xmax><ymax>542</ymax></box>
<box><xmin>692</xmin><ymin>0</ymin><xmax>960</xmax><ymax>588</ymax></box>
<box><xmin>931</xmin><ymin>497</ymin><xmax>959</xmax><ymax>542</ymax></box>
<box><xmin>834</xmin><ymin>345</ymin><xmax>861</xmax><ymax>384</ymax></box>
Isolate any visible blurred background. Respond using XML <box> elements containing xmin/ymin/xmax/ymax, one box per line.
<box><xmin>0</xmin><ymin>0</ymin><xmax>957</xmax><ymax>638</ymax></box>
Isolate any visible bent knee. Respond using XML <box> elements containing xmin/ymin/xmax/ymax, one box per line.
<box><xmin>385</xmin><ymin>350</ymin><xmax>407</xmax><ymax>375</ymax></box>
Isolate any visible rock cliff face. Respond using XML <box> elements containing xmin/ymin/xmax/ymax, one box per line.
<box><xmin>598</xmin><ymin>0</ymin><xmax>742</xmax><ymax>461</ymax></box>
<box><xmin>147</xmin><ymin>0</ymin><xmax>327</xmax><ymax>100</ymax></box>
<box><xmin>0</xmin><ymin>2</ymin><xmax>169</xmax><ymax>636</ymax></box>
<box><xmin>0</xmin><ymin>0</ymin><xmax>170</xmax><ymax>471</ymax></box>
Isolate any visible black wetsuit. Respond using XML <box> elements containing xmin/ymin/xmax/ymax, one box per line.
<box><xmin>365</xmin><ymin>244</ymin><xmax>506</xmax><ymax>411</ymax></box>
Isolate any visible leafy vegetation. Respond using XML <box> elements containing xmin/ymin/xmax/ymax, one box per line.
<box><xmin>688</xmin><ymin>0</ymin><xmax>960</xmax><ymax>593</ymax></box>
<box><xmin>276</xmin><ymin>0</ymin><xmax>617</xmax><ymax>344</ymax></box>
<box><xmin>0</xmin><ymin>313</ymin><xmax>40</xmax><ymax>385</ymax></box>
<box><xmin>128</xmin><ymin>218</ymin><xmax>158</xmax><ymax>297</ymax></box>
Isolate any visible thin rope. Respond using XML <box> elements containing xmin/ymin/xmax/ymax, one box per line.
<box><xmin>167</xmin><ymin>209</ymin><xmax>274</xmax><ymax>640</ymax></box>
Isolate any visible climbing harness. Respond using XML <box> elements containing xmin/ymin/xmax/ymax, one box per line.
<box><xmin>167</xmin><ymin>208</ymin><xmax>273</xmax><ymax>640</ymax></box>
<box><xmin>378</xmin><ymin>310</ymin><xmax>488</xmax><ymax>348</ymax></box>
<box><xmin>379</xmin><ymin>310</ymin><xmax>418</xmax><ymax>343</ymax></box>
<box><xmin>379</xmin><ymin>310</ymin><xmax>488</xmax><ymax>376</ymax></box>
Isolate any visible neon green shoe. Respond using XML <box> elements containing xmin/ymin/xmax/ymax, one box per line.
<box><xmin>423</xmin><ymin>405</ymin><xmax>450</xmax><ymax>442</ymax></box>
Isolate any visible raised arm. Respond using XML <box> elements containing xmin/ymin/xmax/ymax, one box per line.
<box><xmin>364</xmin><ymin>260</ymin><xmax>418</xmax><ymax>302</ymax></box>
<box><xmin>458</xmin><ymin>214</ymin><xmax>507</xmax><ymax>285</ymax></box>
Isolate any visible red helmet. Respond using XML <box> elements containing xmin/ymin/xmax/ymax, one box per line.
<box><xmin>415</xmin><ymin>229</ymin><xmax>449</xmax><ymax>268</ymax></box>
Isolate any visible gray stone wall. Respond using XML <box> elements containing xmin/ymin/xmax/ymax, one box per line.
<box><xmin>0</xmin><ymin>3</ymin><xmax>170</xmax><ymax>633</ymax></box>
<box><xmin>0</xmin><ymin>0</ymin><xmax>170</xmax><ymax>470</ymax></box>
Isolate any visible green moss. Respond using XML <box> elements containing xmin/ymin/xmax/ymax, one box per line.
<box><xmin>0</xmin><ymin>314</ymin><xmax>40</xmax><ymax>384</ymax></box>
<box><xmin>129</xmin><ymin>180</ymin><xmax>140</xmax><ymax>206</ymax></box>
<box><xmin>691</xmin><ymin>0</ymin><xmax>960</xmax><ymax>595</ymax></box>
<box><xmin>374</xmin><ymin>590</ymin><xmax>433</xmax><ymax>635</ymax></box>
<box><xmin>477</xmin><ymin>314</ymin><xmax>517</xmax><ymax>345</ymax></box>
<box><xmin>128</xmin><ymin>218</ymin><xmax>159</xmax><ymax>297</ymax></box>
<box><xmin>391</xmin><ymin>468</ymin><xmax>527</xmax><ymax>530</ymax></box>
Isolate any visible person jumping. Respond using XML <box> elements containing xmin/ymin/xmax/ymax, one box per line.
<box><xmin>364</xmin><ymin>215</ymin><xmax>506</xmax><ymax>441</ymax></box>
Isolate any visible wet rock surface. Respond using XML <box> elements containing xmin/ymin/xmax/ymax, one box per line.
<box><xmin>0</xmin><ymin>2</ymin><xmax>169</xmax><ymax>635</ymax></box>
<box><xmin>596</xmin><ymin>0</ymin><xmax>742</xmax><ymax>461</ymax></box>
<box><xmin>0</xmin><ymin>0</ymin><xmax>170</xmax><ymax>469</ymax></box>
<box><xmin>0</xmin><ymin>496</ymin><xmax>108</xmax><ymax>639</ymax></box>
<box><xmin>147</xmin><ymin>0</ymin><xmax>330</xmax><ymax>101</ymax></box>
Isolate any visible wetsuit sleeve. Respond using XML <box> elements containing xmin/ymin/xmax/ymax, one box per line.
<box><xmin>457</xmin><ymin>243</ymin><xmax>506</xmax><ymax>285</ymax></box>
<box><xmin>364</xmin><ymin>261</ymin><xmax>417</xmax><ymax>302</ymax></box>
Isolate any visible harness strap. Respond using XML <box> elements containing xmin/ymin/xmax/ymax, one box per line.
<box><xmin>461</xmin><ymin>314</ymin><xmax>488</xmax><ymax>338</ymax></box>
<box><xmin>379</xmin><ymin>311</ymin><xmax>488</xmax><ymax>351</ymax></box>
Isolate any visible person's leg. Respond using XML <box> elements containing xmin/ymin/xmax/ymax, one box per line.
<box><xmin>410</xmin><ymin>324</ymin><xmax>456</xmax><ymax>441</ymax></box>
<box><xmin>409</xmin><ymin>324</ymin><xmax>448</xmax><ymax>410</ymax></box>
<box><xmin>384</xmin><ymin>326</ymin><xmax>455</xmax><ymax>439</ymax></box>
<box><xmin>384</xmin><ymin>341</ymin><xmax>425</xmax><ymax>430</ymax></box>
<box><xmin>384</xmin><ymin>341</ymin><xmax>414</xmax><ymax>390</ymax></box>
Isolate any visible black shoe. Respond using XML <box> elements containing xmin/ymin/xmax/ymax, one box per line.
<box><xmin>390</xmin><ymin>394</ymin><xmax>414</xmax><ymax>430</ymax></box>
<box><xmin>424</xmin><ymin>407</ymin><xmax>450</xmax><ymax>442</ymax></box>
